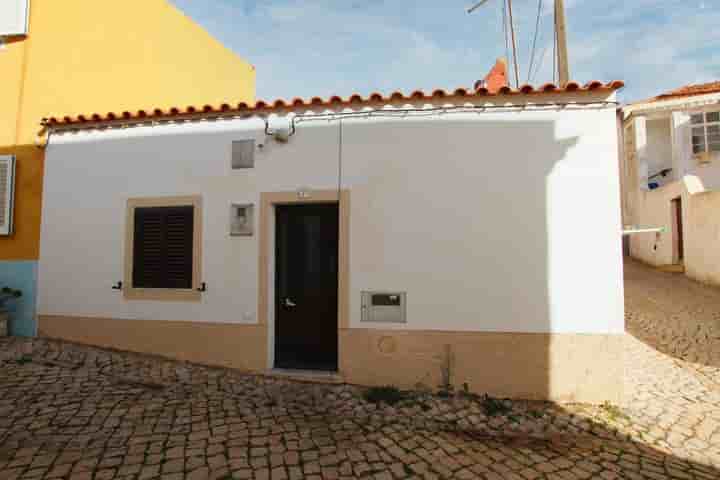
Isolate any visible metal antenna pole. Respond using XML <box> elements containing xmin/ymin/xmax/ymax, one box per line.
<box><xmin>466</xmin><ymin>0</ymin><xmax>519</xmax><ymax>87</ymax></box>
<box><xmin>555</xmin><ymin>0</ymin><xmax>570</xmax><ymax>85</ymax></box>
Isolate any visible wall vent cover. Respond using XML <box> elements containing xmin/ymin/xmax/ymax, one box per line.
<box><xmin>231</xmin><ymin>140</ymin><xmax>255</xmax><ymax>169</ymax></box>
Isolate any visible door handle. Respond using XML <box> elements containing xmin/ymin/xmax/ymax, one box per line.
<box><xmin>283</xmin><ymin>298</ymin><xmax>297</xmax><ymax>308</ymax></box>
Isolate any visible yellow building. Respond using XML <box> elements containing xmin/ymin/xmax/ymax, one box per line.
<box><xmin>0</xmin><ymin>0</ymin><xmax>255</xmax><ymax>335</ymax></box>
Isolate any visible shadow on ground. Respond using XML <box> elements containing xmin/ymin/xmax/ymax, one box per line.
<box><xmin>625</xmin><ymin>259</ymin><xmax>720</xmax><ymax>373</ymax></box>
<box><xmin>0</xmin><ymin>337</ymin><xmax>717</xmax><ymax>479</ymax></box>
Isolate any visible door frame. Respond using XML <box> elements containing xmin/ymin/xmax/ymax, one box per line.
<box><xmin>258</xmin><ymin>190</ymin><xmax>350</xmax><ymax>370</ymax></box>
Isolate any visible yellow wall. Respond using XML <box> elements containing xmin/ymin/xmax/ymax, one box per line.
<box><xmin>0</xmin><ymin>37</ymin><xmax>27</xmax><ymax>146</ymax></box>
<box><xmin>0</xmin><ymin>0</ymin><xmax>256</xmax><ymax>260</ymax></box>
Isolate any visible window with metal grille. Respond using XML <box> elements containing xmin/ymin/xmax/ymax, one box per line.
<box><xmin>132</xmin><ymin>206</ymin><xmax>194</xmax><ymax>289</ymax></box>
<box><xmin>691</xmin><ymin>111</ymin><xmax>720</xmax><ymax>155</ymax></box>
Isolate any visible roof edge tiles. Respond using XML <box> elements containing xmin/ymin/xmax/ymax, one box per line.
<box><xmin>43</xmin><ymin>80</ymin><xmax>624</xmax><ymax>127</ymax></box>
<box><xmin>628</xmin><ymin>81</ymin><xmax>720</xmax><ymax>107</ymax></box>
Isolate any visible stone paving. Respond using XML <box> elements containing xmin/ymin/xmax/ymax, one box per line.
<box><xmin>0</xmin><ymin>259</ymin><xmax>719</xmax><ymax>479</ymax></box>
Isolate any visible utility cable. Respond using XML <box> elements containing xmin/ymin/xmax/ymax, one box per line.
<box><xmin>531</xmin><ymin>42</ymin><xmax>549</xmax><ymax>84</ymax></box>
<box><xmin>506</xmin><ymin>0</ymin><xmax>521</xmax><ymax>87</ymax></box>
<box><xmin>337</xmin><ymin>118</ymin><xmax>343</xmax><ymax>202</ymax></box>
<box><xmin>552</xmin><ymin>0</ymin><xmax>558</xmax><ymax>84</ymax></box>
<box><xmin>527</xmin><ymin>0</ymin><xmax>543</xmax><ymax>84</ymax></box>
<box><xmin>501</xmin><ymin>0</ymin><xmax>510</xmax><ymax>73</ymax></box>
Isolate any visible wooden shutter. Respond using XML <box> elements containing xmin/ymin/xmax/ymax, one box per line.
<box><xmin>133</xmin><ymin>206</ymin><xmax>194</xmax><ymax>289</ymax></box>
<box><xmin>0</xmin><ymin>156</ymin><xmax>16</xmax><ymax>236</ymax></box>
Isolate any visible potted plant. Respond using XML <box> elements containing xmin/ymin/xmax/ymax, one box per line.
<box><xmin>0</xmin><ymin>287</ymin><xmax>22</xmax><ymax>337</ymax></box>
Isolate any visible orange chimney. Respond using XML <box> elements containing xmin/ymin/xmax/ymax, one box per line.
<box><xmin>474</xmin><ymin>58</ymin><xmax>508</xmax><ymax>93</ymax></box>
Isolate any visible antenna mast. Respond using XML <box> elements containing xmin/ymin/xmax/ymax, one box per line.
<box><xmin>467</xmin><ymin>0</ymin><xmax>570</xmax><ymax>85</ymax></box>
<box><xmin>555</xmin><ymin>0</ymin><xmax>570</xmax><ymax>85</ymax></box>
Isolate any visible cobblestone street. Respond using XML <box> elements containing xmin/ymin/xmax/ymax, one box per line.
<box><xmin>1</xmin><ymin>259</ymin><xmax>719</xmax><ymax>479</ymax></box>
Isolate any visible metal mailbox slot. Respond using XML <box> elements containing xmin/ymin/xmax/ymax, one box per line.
<box><xmin>361</xmin><ymin>291</ymin><xmax>406</xmax><ymax>323</ymax></box>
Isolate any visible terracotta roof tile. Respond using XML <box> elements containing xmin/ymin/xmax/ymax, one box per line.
<box><xmin>659</xmin><ymin>81</ymin><xmax>720</xmax><ymax>99</ymax></box>
<box><xmin>43</xmin><ymin>80</ymin><xmax>624</xmax><ymax>127</ymax></box>
<box><xmin>637</xmin><ymin>81</ymin><xmax>720</xmax><ymax>104</ymax></box>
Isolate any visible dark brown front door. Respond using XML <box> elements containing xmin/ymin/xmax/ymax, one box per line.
<box><xmin>673</xmin><ymin>197</ymin><xmax>684</xmax><ymax>262</ymax></box>
<box><xmin>275</xmin><ymin>203</ymin><xmax>339</xmax><ymax>371</ymax></box>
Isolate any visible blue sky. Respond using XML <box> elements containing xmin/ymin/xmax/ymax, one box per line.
<box><xmin>171</xmin><ymin>0</ymin><xmax>719</xmax><ymax>103</ymax></box>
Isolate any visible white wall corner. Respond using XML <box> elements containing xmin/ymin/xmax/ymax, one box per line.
<box><xmin>0</xmin><ymin>0</ymin><xmax>30</xmax><ymax>36</ymax></box>
<box><xmin>671</xmin><ymin>111</ymin><xmax>691</xmax><ymax>179</ymax></box>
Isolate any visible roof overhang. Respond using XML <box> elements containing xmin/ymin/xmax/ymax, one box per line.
<box><xmin>623</xmin><ymin>92</ymin><xmax>720</xmax><ymax>120</ymax></box>
<box><xmin>41</xmin><ymin>81</ymin><xmax>624</xmax><ymax>132</ymax></box>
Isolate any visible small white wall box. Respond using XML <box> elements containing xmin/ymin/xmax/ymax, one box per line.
<box><xmin>361</xmin><ymin>292</ymin><xmax>406</xmax><ymax>323</ymax></box>
<box><xmin>0</xmin><ymin>0</ymin><xmax>30</xmax><ymax>36</ymax></box>
<box><xmin>230</xmin><ymin>203</ymin><xmax>254</xmax><ymax>236</ymax></box>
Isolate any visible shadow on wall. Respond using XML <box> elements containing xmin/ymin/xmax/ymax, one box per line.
<box><xmin>344</xmin><ymin>115</ymin><xmax>620</xmax><ymax>402</ymax></box>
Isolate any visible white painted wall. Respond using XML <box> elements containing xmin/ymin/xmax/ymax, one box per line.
<box><xmin>646</xmin><ymin>119</ymin><xmax>672</xmax><ymax>186</ymax></box>
<box><xmin>39</xmin><ymin>94</ymin><xmax>624</xmax><ymax>336</ymax></box>
<box><xmin>624</xmin><ymin>103</ymin><xmax>720</xmax><ymax>283</ymax></box>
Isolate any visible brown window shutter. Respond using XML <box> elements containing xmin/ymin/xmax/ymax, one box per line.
<box><xmin>133</xmin><ymin>206</ymin><xmax>194</xmax><ymax>289</ymax></box>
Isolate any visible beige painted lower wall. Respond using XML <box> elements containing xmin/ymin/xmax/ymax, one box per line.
<box><xmin>39</xmin><ymin>315</ymin><xmax>624</xmax><ymax>404</ymax></box>
<box><xmin>628</xmin><ymin>181</ymin><xmax>685</xmax><ymax>267</ymax></box>
<box><xmin>628</xmin><ymin>177</ymin><xmax>720</xmax><ymax>287</ymax></box>
<box><xmin>39</xmin><ymin>315</ymin><xmax>267</xmax><ymax>372</ymax></box>
<box><xmin>685</xmin><ymin>191</ymin><xmax>720</xmax><ymax>286</ymax></box>
<box><xmin>340</xmin><ymin>329</ymin><xmax>624</xmax><ymax>404</ymax></box>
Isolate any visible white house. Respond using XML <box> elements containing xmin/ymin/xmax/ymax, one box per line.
<box><xmin>38</xmin><ymin>81</ymin><xmax>625</xmax><ymax>403</ymax></box>
<box><xmin>621</xmin><ymin>82</ymin><xmax>720</xmax><ymax>284</ymax></box>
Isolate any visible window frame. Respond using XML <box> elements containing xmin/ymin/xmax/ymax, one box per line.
<box><xmin>0</xmin><ymin>155</ymin><xmax>16</xmax><ymax>236</ymax></box>
<box><xmin>690</xmin><ymin>111</ymin><xmax>720</xmax><ymax>155</ymax></box>
<box><xmin>124</xmin><ymin>195</ymin><xmax>202</xmax><ymax>302</ymax></box>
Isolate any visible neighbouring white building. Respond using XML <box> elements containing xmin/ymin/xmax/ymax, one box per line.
<box><xmin>621</xmin><ymin>82</ymin><xmax>720</xmax><ymax>284</ymax></box>
<box><xmin>38</xmin><ymin>80</ymin><xmax>625</xmax><ymax>403</ymax></box>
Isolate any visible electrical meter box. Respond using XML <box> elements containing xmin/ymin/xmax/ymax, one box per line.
<box><xmin>361</xmin><ymin>292</ymin><xmax>406</xmax><ymax>323</ymax></box>
<box><xmin>230</xmin><ymin>203</ymin><xmax>254</xmax><ymax>236</ymax></box>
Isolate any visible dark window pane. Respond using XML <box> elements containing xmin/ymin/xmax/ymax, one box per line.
<box><xmin>691</xmin><ymin>113</ymin><xmax>705</xmax><ymax>124</ymax></box>
<box><xmin>707</xmin><ymin>112</ymin><xmax>720</xmax><ymax>123</ymax></box>
<box><xmin>133</xmin><ymin>206</ymin><xmax>194</xmax><ymax>289</ymax></box>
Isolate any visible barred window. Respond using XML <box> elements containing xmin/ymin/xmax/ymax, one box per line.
<box><xmin>691</xmin><ymin>112</ymin><xmax>720</xmax><ymax>155</ymax></box>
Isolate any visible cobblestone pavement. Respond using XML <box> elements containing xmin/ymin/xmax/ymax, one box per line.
<box><xmin>0</xmin><ymin>260</ymin><xmax>719</xmax><ymax>479</ymax></box>
<box><xmin>622</xmin><ymin>260</ymin><xmax>720</xmax><ymax>469</ymax></box>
